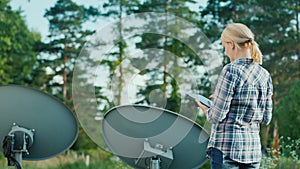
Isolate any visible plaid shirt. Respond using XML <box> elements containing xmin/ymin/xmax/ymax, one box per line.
<box><xmin>206</xmin><ymin>58</ymin><xmax>273</xmax><ymax>163</ymax></box>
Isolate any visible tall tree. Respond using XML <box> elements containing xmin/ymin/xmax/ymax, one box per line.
<box><xmin>133</xmin><ymin>0</ymin><xmax>213</xmax><ymax>116</ymax></box>
<box><xmin>0</xmin><ymin>0</ymin><xmax>41</xmax><ymax>85</ymax></box>
<box><xmin>100</xmin><ymin>0</ymin><xmax>140</xmax><ymax>105</ymax></box>
<box><xmin>42</xmin><ymin>0</ymin><xmax>99</xmax><ymax>103</ymax></box>
<box><xmin>41</xmin><ymin>0</ymin><xmax>100</xmax><ymax>150</ymax></box>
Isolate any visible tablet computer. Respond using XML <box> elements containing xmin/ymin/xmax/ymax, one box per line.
<box><xmin>188</xmin><ymin>93</ymin><xmax>212</xmax><ymax>108</ymax></box>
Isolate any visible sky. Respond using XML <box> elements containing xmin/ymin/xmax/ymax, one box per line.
<box><xmin>9</xmin><ymin>0</ymin><xmax>103</xmax><ymax>40</ymax></box>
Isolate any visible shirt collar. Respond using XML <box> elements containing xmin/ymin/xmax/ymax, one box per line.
<box><xmin>232</xmin><ymin>58</ymin><xmax>254</xmax><ymax>64</ymax></box>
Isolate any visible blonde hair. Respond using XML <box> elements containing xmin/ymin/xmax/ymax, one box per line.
<box><xmin>221</xmin><ymin>23</ymin><xmax>262</xmax><ymax>64</ymax></box>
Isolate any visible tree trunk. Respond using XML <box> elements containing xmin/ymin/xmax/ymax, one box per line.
<box><xmin>163</xmin><ymin>0</ymin><xmax>169</xmax><ymax>99</ymax></box>
<box><xmin>272</xmin><ymin>120</ymin><xmax>280</xmax><ymax>167</ymax></box>
<box><xmin>63</xmin><ymin>40</ymin><xmax>68</xmax><ymax>101</ymax></box>
<box><xmin>296</xmin><ymin>0</ymin><xmax>300</xmax><ymax>63</ymax></box>
<box><xmin>118</xmin><ymin>0</ymin><xmax>124</xmax><ymax>105</ymax></box>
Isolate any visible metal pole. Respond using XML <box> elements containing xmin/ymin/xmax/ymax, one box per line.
<box><xmin>14</xmin><ymin>152</ymin><xmax>22</xmax><ymax>169</ymax></box>
<box><xmin>150</xmin><ymin>157</ymin><xmax>160</xmax><ymax>169</ymax></box>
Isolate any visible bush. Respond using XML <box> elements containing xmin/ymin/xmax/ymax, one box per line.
<box><xmin>260</xmin><ymin>137</ymin><xmax>300</xmax><ymax>169</ymax></box>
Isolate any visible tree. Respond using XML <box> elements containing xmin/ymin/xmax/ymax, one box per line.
<box><xmin>0</xmin><ymin>0</ymin><xmax>41</xmax><ymax>86</ymax></box>
<box><xmin>100</xmin><ymin>0</ymin><xmax>140</xmax><ymax>105</ymax></box>
<box><xmin>42</xmin><ymin>0</ymin><xmax>100</xmax><ymax>150</ymax></box>
<box><xmin>274</xmin><ymin>80</ymin><xmax>300</xmax><ymax>139</ymax></box>
<box><xmin>42</xmin><ymin>0</ymin><xmax>99</xmax><ymax>103</ymax></box>
<box><xmin>133</xmin><ymin>0</ymin><xmax>214</xmax><ymax>117</ymax></box>
<box><xmin>41</xmin><ymin>0</ymin><xmax>98</xmax><ymax>101</ymax></box>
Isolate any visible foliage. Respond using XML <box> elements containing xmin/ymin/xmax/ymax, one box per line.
<box><xmin>274</xmin><ymin>80</ymin><xmax>300</xmax><ymax>139</ymax></box>
<box><xmin>260</xmin><ymin>137</ymin><xmax>300</xmax><ymax>169</ymax></box>
<box><xmin>0</xmin><ymin>0</ymin><xmax>41</xmax><ymax>85</ymax></box>
<box><xmin>99</xmin><ymin>0</ymin><xmax>141</xmax><ymax>105</ymax></box>
<box><xmin>41</xmin><ymin>0</ymin><xmax>101</xmax><ymax>151</ymax></box>
<box><xmin>71</xmin><ymin>126</ymin><xmax>98</xmax><ymax>151</ymax></box>
<box><xmin>132</xmin><ymin>0</ymin><xmax>213</xmax><ymax>115</ymax></box>
<box><xmin>41</xmin><ymin>0</ymin><xmax>99</xmax><ymax>101</ymax></box>
<box><xmin>0</xmin><ymin>149</ymin><xmax>131</xmax><ymax>169</ymax></box>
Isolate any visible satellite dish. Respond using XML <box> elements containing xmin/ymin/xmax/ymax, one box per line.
<box><xmin>0</xmin><ymin>85</ymin><xmax>78</xmax><ymax>168</ymax></box>
<box><xmin>102</xmin><ymin>104</ymin><xmax>209</xmax><ymax>169</ymax></box>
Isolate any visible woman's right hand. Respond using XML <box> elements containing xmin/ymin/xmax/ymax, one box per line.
<box><xmin>195</xmin><ymin>99</ymin><xmax>208</xmax><ymax>117</ymax></box>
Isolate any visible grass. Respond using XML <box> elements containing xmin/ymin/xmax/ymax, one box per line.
<box><xmin>0</xmin><ymin>149</ymin><xmax>131</xmax><ymax>169</ymax></box>
<box><xmin>1</xmin><ymin>140</ymin><xmax>299</xmax><ymax>169</ymax></box>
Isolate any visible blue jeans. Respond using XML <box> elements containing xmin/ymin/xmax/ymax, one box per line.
<box><xmin>207</xmin><ymin>148</ymin><xmax>260</xmax><ymax>169</ymax></box>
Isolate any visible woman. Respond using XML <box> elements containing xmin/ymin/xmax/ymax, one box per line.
<box><xmin>196</xmin><ymin>23</ymin><xmax>273</xmax><ymax>169</ymax></box>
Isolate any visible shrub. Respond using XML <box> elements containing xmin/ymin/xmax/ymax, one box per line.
<box><xmin>260</xmin><ymin>137</ymin><xmax>300</xmax><ymax>169</ymax></box>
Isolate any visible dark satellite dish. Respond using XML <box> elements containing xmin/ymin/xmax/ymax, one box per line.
<box><xmin>0</xmin><ymin>85</ymin><xmax>78</xmax><ymax>168</ymax></box>
<box><xmin>102</xmin><ymin>104</ymin><xmax>209</xmax><ymax>169</ymax></box>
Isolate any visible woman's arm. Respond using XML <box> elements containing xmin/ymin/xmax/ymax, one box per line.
<box><xmin>205</xmin><ymin>65</ymin><xmax>237</xmax><ymax>124</ymax></box>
